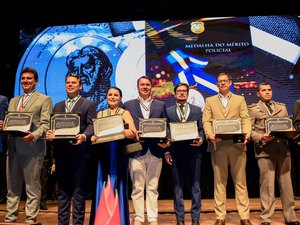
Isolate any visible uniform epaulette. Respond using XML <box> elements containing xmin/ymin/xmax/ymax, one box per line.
<box><xmin>274</xmin><ymin>101</ymin><xmax>285</xmax><ymax>106</ymax></box>
<box><xmin>248</xmin><ymin>103</ymin><xmax>257</xmax><ymax>108</ymax></box>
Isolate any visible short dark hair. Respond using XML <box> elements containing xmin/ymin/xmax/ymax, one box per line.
<box><xmin>137</xmin><ymin>76</ymin><xmax>152</xmax><ymax>86</ymax></box>
<box><xmin>65</xmin><ymin>73</ymin><xmax>82</xmax><ymax>85</ymax></box>
<box><xmin>174</xmin><ymin>83</ymin><xmax>189</xmax><ymax>93</ymax></box>
<box><xmin>21</xmin><ymin>67</ymin><xmax>38</xmax><ymax>81</ymax></box>
<box><xmin>108</xmin><ymin>86</ymin><xmax>123</xmax><ymax>97</ymax></box>
<box><xmin>257</xmin><ymin>81</ymin><xmax>271</xmax><ymax>92</ymax></box>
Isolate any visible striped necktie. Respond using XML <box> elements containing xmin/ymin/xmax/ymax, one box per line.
<box><xmin>66</xmin><ymin>99</ymin><xmax>75</xmax><ymax>112</ymax></box>
<box><xmin>18</xmin><ymin>93</ymin><xmax>29</xmax><ymax>112</ymax></box>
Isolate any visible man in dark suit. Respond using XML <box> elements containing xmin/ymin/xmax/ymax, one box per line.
<box><xmin>248</xmin><ymin>82</ymin><xmax>300</xmax><ymax>225</ymax></box>
<box><xmin>123</xmin><ymin>75</ymin><xmax>166</xmax><ymax>225</ymax></box>
<box><xmin>2</xmin><ymin>67</ymin><xmax>53</xmax><ymax>223</ymax></box>
<box><xmin>46</xmin><ymin>73</ymin><xmax>97</xmax><ymax>225</ymax></box>
<box><xmin>164</xmin><ymin>83</ymin><xmax>205</xmax><ymax>225</ymax></box>
<box><xmin>0</xmin><ymin>95</ymin><xmax>8</xmax><ymax>204</ymax></box>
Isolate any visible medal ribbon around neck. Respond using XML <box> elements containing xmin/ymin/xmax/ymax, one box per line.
<box><xmin>108</xmin><ymin>107</ymin><xmax>121</xmax><ymax>116</ymax></box>
<box><xmin>65</xmin><ymin>96</ymin><xmax>80</xmax><ymax>113</ymax></box>
<box><xmin>177</xmin><ymin>103</ymin><xmax>188</xmax><ymax>122</ymax></box>
<box><xmin>21</xmin><ymin>90</ymin><xmax>36</xmax><ymax>110</ymax></box>
<box><xmin>138</xmin><ymin>98</ymin><xmax>153</xmax><ymax>112</ymax></box>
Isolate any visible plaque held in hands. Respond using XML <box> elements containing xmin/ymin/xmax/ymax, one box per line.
<box><xmin>50</xmin><ymin>113</ymin><xmax>80</xmax><ymax>139</ymax></box>
<box><xmin>0</xmin><ymin>111</ymin><xmax>33</xmax><ymax>137</ymax></box>
<box><xmin>139</xmin><ymin>118</ymin><xmax>167</xmax><ymax>138</ymax></box>
<box><xmin>93</xmin><ymin>115</ymin><xmax>125</xmax><ymax>144</ymax></box>
<box><xmin>265</xmin><ymin>117</ymin><xmax>300</xmax><ymax>139</ymax></box>
<box><xmin>169</xmin><ymin>121</ymin><xmax>198</xmax><ymax>142</ymax></box>
<box><xmin>213</xmin><ymin>119</ymin><xmax>245</xmax><ymax>143</ymax></box>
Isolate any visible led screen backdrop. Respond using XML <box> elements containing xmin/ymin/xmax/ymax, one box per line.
<box><xmin>15</xmin><ymin>16</ymin><xmax>300</xmax><ymax>114</ymax></box>
<box><xmin>16</xmin><ymin>21</ymin><xmax>145</xmax><ymax>111</ymax></box>
<box><xmin>145</xmin><ymin>17</ymin><xmax>254</xmax><ymax>110</ymax></box>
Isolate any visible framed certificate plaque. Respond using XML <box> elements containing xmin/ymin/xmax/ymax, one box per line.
<box><xmin>50</xmin><ymin>113</ymin><xmax>80</xmax><ymax>139</ymax></box>
<box><xmin>0</xmin><ymin>111</ymin><xmax>33</xmax><ymax>137</ymax></box>
<box><xmin>139</xmin><ymin>118</ymin><xmax>167</xmax><ymax>138</ymax></box>
<box><xmin>93</xmin><ymin>115</ymin><xmax>125</xmax><ymax>144</ymax></box>
<box><xmin>169</xmin><ymin>121</ymin><xmax>198</xmax><ymax>142</ymax></box>
<box><xmin>266</xmin><ymin>117</ymin><xmax>299</xmax><ymax>139</ymax></box>
<box><xmin>213</xmin><ymin>119</ymin><xmax>245</xmax><ymax>142</ymax></box>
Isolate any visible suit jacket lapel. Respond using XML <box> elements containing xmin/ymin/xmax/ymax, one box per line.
<box><xmin>25</xmin><ymin>92</ymin><xmax>39</xmax><ymax>111</ymax></box>
<box><xmin>14</xmin><ymin>96</ymin><xmax>22</xmax><ymax>111</ymax></box>
<box><xmin>187</xmin><ymin>103</ymin><xmax>193</xmax><ymax>121</ymax></box>
<box><xmin>72</xmin><ymin>97</ymin><xmax>83</xmax><ymax>112</ymax></box>
<box><xmin>257</xmin><ymin>101</ymin><xmax>269</xmax><ymax>117</ymax></box>
<box><xmin>272</xmin><ymin>103</ymin><xmax>282</xmax><ymax>116</ymax></box>
<box><xmin>149</xmin><ymin>100</ymin><xmax>155</xmax><ymax>118</ymax></box>
<box><xmin>172</xmin><ymin>105</ymin><xmax>181</xmax><ymax>122</ymax></box>
<box><xmin>214</xmin><ymin>96</ymin><xmax>227</xmax><ymax>118</ymax></box>
<box><xmin>225</xmin><ymin>96</ymin><xmax>234</xmax><ymax>117</ymax></box>
<box><xmin>134</xmin><ymin>99</ymin><xmax>144</xmax><ymax>118</ymax></box>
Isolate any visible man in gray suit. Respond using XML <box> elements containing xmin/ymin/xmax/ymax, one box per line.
<box><xmin>202</xmin><ymin>72</ymin><xmax>252</xmax><ymax>225</ymax></box>
<box><xmin>2</xmin><ymin>67</ymin><xmax>53</xmax><ymax>223</ymax></box>
<box><xmin>248</xmin><ymin>82</ymin><xmax>300</xmax><ymax>225</ymax></box>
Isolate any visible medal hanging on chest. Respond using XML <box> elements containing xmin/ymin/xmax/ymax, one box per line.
<box><xmin>138</xmin><ymin>98</ymin><xmax>152</xmax><ymax>112</ymax></box>
<box><xmin>178</xmin><ymin>104</ymin><xmax>187</xmax><ymax>122</ymax></box>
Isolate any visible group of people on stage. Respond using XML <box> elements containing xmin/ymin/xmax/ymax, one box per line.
<box><xmin>0</xmin><ymin>67</ymin><xmax>300</xmax><ymax>225</ymax></box>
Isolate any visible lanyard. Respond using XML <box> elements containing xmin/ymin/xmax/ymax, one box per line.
<box><xmin>107</xmin><ymin>107</ymin><xmax>121</xmax><ymax>116</ymax></box>
<box><xmin>177</xmin><ymin>103</ymin><xmax>188</xmax><ymax>122</ymax></box>
<box><xmin>65</xmin><ymin>96</ymin><xmax>80</xmax><ymax>112</ymax></box>
<box><xmin>138</xmin><ymin>98</ymin><xmax>152</xmax><ymax>112</ymax></box>
<box><xmin>18</xmin><ymin>90</ymin><xmax>36</xmax><ymax>111</ymax></box>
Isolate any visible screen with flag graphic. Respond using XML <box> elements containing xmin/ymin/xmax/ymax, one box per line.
<box><xmin>145</xmin><ymin>16</ymin><xmax>300</xmax><ymax>113</ymax></box>
<box><xmin>15</xmin><ymin>15</ymin><xmax>300</xmax><ymax>114</ymax></box>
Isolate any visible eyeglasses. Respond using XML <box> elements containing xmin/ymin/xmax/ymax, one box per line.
<box><xmin>176</xmin><ymin>89</ymin><xmax>188</xmax><ymax>93</ymax></box>
<box><xmin>217</xmin><ymin>79</ymin><xmax>230</xmax><ymax>84</ymax></box>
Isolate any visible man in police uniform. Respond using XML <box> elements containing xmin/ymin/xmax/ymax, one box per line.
<box><xmin>248</xmin><ymin>81</ymin><xmax>300</xmax><ymax>225</ymax></box>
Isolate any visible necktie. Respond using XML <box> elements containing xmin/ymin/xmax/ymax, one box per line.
<box><xmin>179</xmin><ymin>104</ymin><xmax>185</xmax><ymax>114</ymax></box>
<box><xmin>18</xmin><ymin>93</ymin><xmax>29</xmax><ymax>111</ymax></box>
<box><xmin>266</xmin><ymin>102</ymin><xmax>273</xmax><ymax>114</ymax></box>
<box><xmin>66</xmin><ymin>99</ymin><xmax>75</xmax><ymax>112</ymax></box>
<box><xmin>179</xmin><ymin>104</ymin><xmax>186</xmax><ymax>122</ymax></box>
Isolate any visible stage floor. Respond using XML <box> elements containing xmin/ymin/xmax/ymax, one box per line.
<box><xmin>0</xmin><ymin>198</ymin><xmax>299</xmax><ymax>225</ymax></box>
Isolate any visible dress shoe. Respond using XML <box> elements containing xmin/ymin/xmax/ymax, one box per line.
<box><xmin>240</xmin><ymin>219</ymin><xmax>253</xmax><ymax>225</ymax></box>
<box><xmin>192</xmin><ymin>221</ymin><xmax>200</xmax><ymax>225</ymax></box>
<box><xmin>40</xmin><ymin>204</ymin><xmax>48</xmax><ymax>210</ymax></box>
<box><xmin>261</xmin><ymin>222</ymin><xmax>270</xmax><ymax>225</ymax></box>
<box><xmin>286</xmin><ymin>222</ymin><xmax>300</xmax><ymax>225</ymax></box>
<box><xmin>25</xmin><ymin>219</ymin><xmax>37</xmax><ymax>223</ymax></box>
<box><xmin>214</xmin><ymin>219</ymin><xmax>225</xmax><ymax>225</ymax></box>
<box><xmin>177</xmin><ymin>221</ymin><xmax>185</xmax><ymax>225</ymax></box>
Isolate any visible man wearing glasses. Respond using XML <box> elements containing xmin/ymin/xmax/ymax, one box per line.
<box><xmin>202</xmin><ymin>72</ymin><xmax>253</xmax><ymax>225</ymax></box>
<box><xmin>164</xmin><ymin>83</ymin><xmax>205</xmax><ymax>225</ymax></box>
